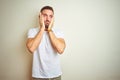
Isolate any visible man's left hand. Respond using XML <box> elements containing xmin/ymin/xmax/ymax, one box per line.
<box><xmin>48</xmin><ymin>17</ymin><xmax>54</xmax><ymax>31</ymax></box>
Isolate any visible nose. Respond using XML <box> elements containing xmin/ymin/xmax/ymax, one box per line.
<box><xmin>46</xmin><ymin>16</ymin><xmax>50</xmax><ymax>21</ymax></box>
<box><xmin>46</xmin><ymin>16</ymin><xmax>51</xmax><ymax>21</ymax></box>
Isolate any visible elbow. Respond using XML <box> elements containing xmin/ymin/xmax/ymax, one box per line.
<box><xmin>28</xmin><ymin>48</ymin><xmax>34</xmax><ymax>54</ymax></box>
<box><xmin>57</xmin><ymin>46</ymin><xmax>66</xmax><ymax>54</ymax></box>
<box><xmin>57</xmin><ymin>43</ymin><xmax>66</xmax><ymax>54</ymax></box>
<box><xmin>58</xmin><ymin>49</ymin><xmax>64</xmax><ymax>54</ymax></box>
<box><xmin>26</xmin><ymin>44</ymin><xmax>34</xmax><ymax>54</ymax></box>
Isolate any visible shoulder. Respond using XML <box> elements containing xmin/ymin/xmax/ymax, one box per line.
<box><xmin>27</xmin><ymin>27</ymin><xmax>39</xmax><ymax>38</ymax></box>
<box><xmin>52</xmin><ymin>28</ymin><xmax>62</xmax><ymax>33</ymax></box>
<box><xmin>52</xmin><ymin>28</ymin><xmax>64</xmax><ymax>38</ymax></box>
<box><xmin>27</xmin><ymin>27</ymin><xmax>40</xmax><ymax>35</ymax></box>
<box><xmin>28</xmin><ymin>27</ymin><xmax>39</xmax><ymax>32</ymax></box>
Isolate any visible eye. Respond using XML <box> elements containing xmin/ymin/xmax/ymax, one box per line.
<box><xmin>50</xmin><ymin>15</ymin><xmax>53</xmax><ymax>18</ymax></box>
<box><xmin>43</xmin><ymin>14</ymin><xmax>47</xmax><ymax>17</ymax></box>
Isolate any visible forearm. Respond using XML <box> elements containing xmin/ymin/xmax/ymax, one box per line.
<box><xmin>48</xmin><ymin>31</ymin><xmax>66</xmax><ymax>54</ymax></box>
<box><xmin>27</xmin><ymin>28</ymin><xmax>44</xmax><ymax>53</ymax></box>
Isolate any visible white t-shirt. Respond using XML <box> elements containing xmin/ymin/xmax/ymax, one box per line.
<box><xmin>27</xmin><ymin>27</ymin><xmax>64</xmax><ymax>78</ymax></box>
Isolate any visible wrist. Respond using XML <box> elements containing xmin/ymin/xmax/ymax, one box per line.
<box><xmin>48</xmin><ymin>29</ymin><xmax>52</xmax><ymax>32</ymax></box>
<box><xmin>40</xmin><ymin>27</ymin><xmax>45</xmax><ymax>31</ymax></box>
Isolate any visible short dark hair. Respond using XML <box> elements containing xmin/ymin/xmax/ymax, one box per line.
<box><xmin>40</xmin><ymin>6</ymin><xmax>54</xmax><ymax>14</ymax></box>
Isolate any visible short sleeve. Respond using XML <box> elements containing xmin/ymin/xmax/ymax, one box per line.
<box><xmin>27</xmin><ymin>28</ymin><xmax>38</xmax><ymax>38</ymax></box>
<box><xmin>53</xmin><ymin>29</ymin><xmax>64</xmax><ymax>39</ymax></box>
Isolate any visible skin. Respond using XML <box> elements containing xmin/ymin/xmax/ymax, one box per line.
<box><xmin>26</xmin><ymin>9</ymin><xmax>66</xmax><ymax>54</ymax></box>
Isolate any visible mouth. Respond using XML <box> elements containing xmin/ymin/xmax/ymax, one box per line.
<box><xmin>45</xmin><ymin>21</ymin><xmax>50</xmax><ymax>26</ymax></box>
<box><xmin>45</xmin><ymin>20</ymin><xmax>50</xmax><ymax>28</ymax></box>
<box><xmin>45</xmin><ymin>26</ymin><xmax>48</xmax><ymax>28</ymax></box>
<box><xmin>45</xmin><ymin>22</ymin><xmax>49</xmax><ymax>28</ymax></box>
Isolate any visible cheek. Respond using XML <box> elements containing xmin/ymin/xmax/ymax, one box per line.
<box><xmin>49</xmin><ymin>18</ymin><xmax>52</xmax><ymax>22</ymax></box>
<box><xmin>44</xmin><ymin>17</ymin><xmax>47</xmax><ymax>21</ymax></box>
<box><xmin>43</xmin><ymin>18</ymin><xmax>46</xmax><ymax>22</ymax></box>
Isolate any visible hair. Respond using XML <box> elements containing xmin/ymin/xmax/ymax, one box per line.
<box><xmin>40</xmin><ymin>6</ymin><xmax>54</xmax><ymax>14</ymax></box>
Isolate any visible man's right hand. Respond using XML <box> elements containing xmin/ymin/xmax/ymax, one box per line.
<box><xmin>39</xmin><ymin>13</ymin><xmax>45</xmax><ymax>30</ymax></box>
<box><xmin>27</xmin><ymin>13</ymin><xmax>45</xmax><ymax>53</ymax></box>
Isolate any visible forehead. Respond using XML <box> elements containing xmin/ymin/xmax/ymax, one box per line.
<box><xmin>42</xmin><ymin>9</ymin><xmax>54</xmax><ymax>15</ymax></box>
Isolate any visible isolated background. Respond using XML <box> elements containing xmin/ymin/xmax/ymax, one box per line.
<box><xmin>0</xmin><ymin>0</ymin><xmax>120</xmax><ymax>80</ymax></box>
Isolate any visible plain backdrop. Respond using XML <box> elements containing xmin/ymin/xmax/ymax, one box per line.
<box><xmin>0</xmin><ymin>0</ymin><xmax>120</xmax><ymax>80</ymax></box>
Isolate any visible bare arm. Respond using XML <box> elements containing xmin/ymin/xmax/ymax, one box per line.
<box><xmin>47</xmin><ymin>17</ymin><xmax>66</xmax><ymax>54</ymax></box>
<box><xmin>26</xmin><ymin>13</ymin><xmax>45</xmax><ymax>53</ymax></box>
<box><xmin>26</xmin><ymin>28</ymin><xmax>44</xmax><ymax>53</ymax></box>
<box><xmin>48</xmin><ymin>31</ymin><xmax>66</xmax><ymax>54</ymax></box>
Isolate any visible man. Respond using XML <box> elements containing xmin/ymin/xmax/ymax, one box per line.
<box><xmin>26</xmin><ymin>6</ymin><xmax>66</xmax><ymax>80</ymax></box>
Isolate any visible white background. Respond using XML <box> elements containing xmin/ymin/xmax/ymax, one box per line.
<box><xmin>0</xmin><ymin>0</ymin><xmax>120</xmax><ymax>80</ymax></box>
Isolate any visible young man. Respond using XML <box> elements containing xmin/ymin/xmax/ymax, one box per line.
<box><xmin>26</xmin><ymin>6</ymin><xmax>66</xmax><ymax>80</ymax></box>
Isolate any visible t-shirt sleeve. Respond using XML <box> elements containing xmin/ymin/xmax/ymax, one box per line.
<box><xmin>27</xmin><ymin>28</ymin><xmax>37</xmax><ymax>38</ymax></box>
<box><xmin>53</xmin><ymin>29</ymin><xmax>64</xmax><ymax>39</ymax></box>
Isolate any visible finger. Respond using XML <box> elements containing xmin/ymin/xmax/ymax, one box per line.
<box><xmin>39</xmin><ymin>13</ymin><xmax>43</xmax><ymax>21</ymax></box>
<box><xmin>52</xmin><ymin>16</ymin><xmax>54</xmax><ymax>23</ymax></box>
<box><xmin>48</xmin><ymin>18</ymin><xmax>54</xmax><ymax>30</ymax></box>
<box><xmin>51</xmin><ymin>17</ymin><xmax>54</xmax><ymax>26</ymax></box>
<box><xmin>39</xmin><ymin>13</ymin><xmax>44</xmax><ymax>27</ymax></box>
<box><xmin>41</xmin><ymin>14</ymin><xmax>45</xmax><ymax>27</ymax></box>
<box><xmin>39</xmin><ymin>13</ymin><xmax>43</xmax><ymax>23</ymax></box>
<box><xmin>49</xmin><ymin>17</ymin><xmax>54</xmax><ymax>26</ymax></box>
<box><xmin>40</xmin><ymin>13</ymin><xmax>42</xmax><ymax>21</ymax></box>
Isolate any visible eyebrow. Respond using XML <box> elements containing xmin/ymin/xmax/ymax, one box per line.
<box><xmin>42</xmin><ymin>13</ymin><xmax>53</xmax><ymax>17</ymax></box>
